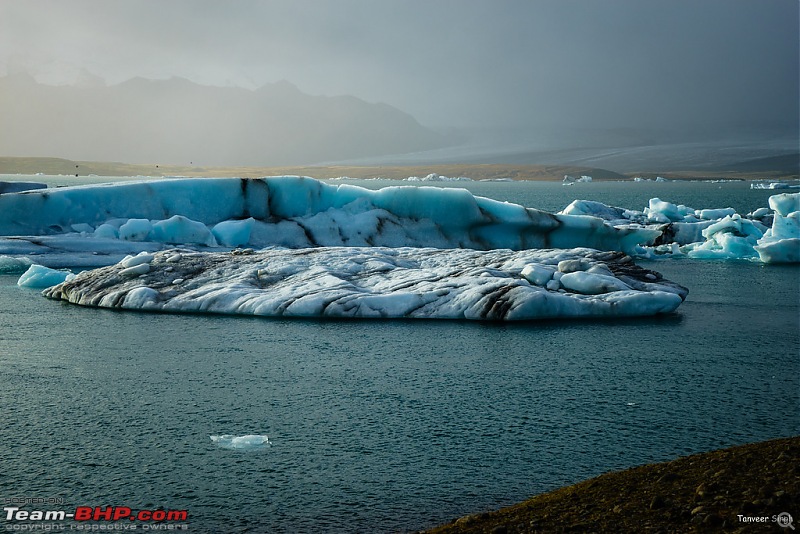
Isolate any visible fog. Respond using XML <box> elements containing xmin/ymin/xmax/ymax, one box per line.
<box><xmin>1</xmin><ymin>0</ymin><xmax>798</xmax><ymax>162</ymax></box>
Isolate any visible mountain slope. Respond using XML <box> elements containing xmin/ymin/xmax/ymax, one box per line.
<box><xmin>0</xmin><ymin>73</ymin><xmax>448</xmax><ymax>166</ymax></box>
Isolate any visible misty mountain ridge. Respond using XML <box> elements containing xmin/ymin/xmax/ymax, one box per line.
<box><xmin>0</xmin><ymin>72</ymin><xmax>449</xmax><ymax>166</ymax></box>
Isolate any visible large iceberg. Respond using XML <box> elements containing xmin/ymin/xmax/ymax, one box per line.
<box><xmin>43</xmin><ymin>247</ymin><xmax>687</xmax><ymax>321</ymax></box>
<box><xmin>0</xmin><ymin>177</ymin><xmax>659</xmax><ymax>268</ymax></box>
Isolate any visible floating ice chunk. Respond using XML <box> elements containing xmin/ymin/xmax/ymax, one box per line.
<box><xmin>559</xmin><ymin>200</ymin><xmax>628</xmax><ymax>221</ymax></box>
<box><xmin>696</xmin><ymin>208</ymin><xmax>736</xmax><ymax>220</ymax></box>
<box><xmin>701</xmin><ymin>214</ymin><xmax>762</xmax><ymax>240</ymax></box>
<box><xmin>119</xmin><ymin>219</ymin><xmax>152</xmax><ymax>241</ymax></box>
<box><xmin>754</xmin><ymin>238</ymin><xmax>800</xmax><ymax>263</ymax></box>
<box><xmin>0</xmin><ymin>255</ymin><xmax>33</xmax><ymax>273</ymax></box>
<box><xmin>755</xmin><ymin>193</ymin><xmax>800</xmax><ymax>263</ymax></box>
<box><xmin>210</xmin><ymin>434</ymin><xmax>271</xmax><ymax>450</ymax></box>
<box><xmin>17</xmin><ymin>264</ymin><xmax>75</xmax><ymax>288</ymax></box>
<box><xmin>748</xmin><ymin>207</ymin><xmax>772</xmax><ymax>219</ymax></box>
<box><xmin>752</xmin><ymin>182</ymin><xmax>793</xmax><ymax>190</ymax></box>
<box><xmin>684</xmin><ymin>214</ymin><xmax>763</xmax><ymax>259</ymax></box>
<box><xmin>405</xmin><ymin>173</ymin><xmax>472</xmax><ymax>182</ymax></box>
<box><xmin>645</xmin><ymin>198</ymin><xmax>694</xmax><ymax>223</ymax></box>
<box><xmin>151</xmin><ymin>215</ymin><xmax>217</xmax><ymax>247</ymax></box>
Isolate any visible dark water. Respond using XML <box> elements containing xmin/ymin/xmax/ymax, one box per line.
<box><xmin>0</xmin><ymin>180</ymin><xmax>798</xmax><ymax>533</ymax></box>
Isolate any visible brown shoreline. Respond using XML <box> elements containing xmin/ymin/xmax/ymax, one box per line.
<box><xmin>1</xmin><ymin>156</ymin><xmax>797</xmax><ymax>182</ymax></box>
<box><xmin>422</xmin><ymin>436</ymin><xmax>799</xmax><ymax>533</ymax></box>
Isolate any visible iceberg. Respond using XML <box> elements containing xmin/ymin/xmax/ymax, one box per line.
<box><xmin>42</xmin><ymin>246</ymin><xmax>687</xmax><ymax>321</ymax></box>
<box><xmin>560</xmin><ymin>192</ymin><xmax>800</xmax><ymax>263</ymax></box>
<box><xmin>754</xmin><ymin>193</ymin><xmax>800</xmax><ymax>263</ymax></box>
<box><xmin>0</xmin><ymin>176</ymin><xmax>660</xmax><ymax>267</ymax></box>
<box><xmin>17</xmin><ymin>264</ymin><xmax>75</xmax><ymax>288</ymax></box>
<box><xmin>210</xmin><ymin>434</ymin><xmax>271</xmax><ymax>450</ymax></box>
<box><xmin>0</xmin><ymin>255</ymin><xmax>33</xmax><ymax>274</ymax></box>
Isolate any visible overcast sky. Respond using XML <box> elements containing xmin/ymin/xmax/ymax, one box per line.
<box><xmin>1</xmin><ymin>0</ymin><xmax>797</xmax><ymax>135</ymax></box>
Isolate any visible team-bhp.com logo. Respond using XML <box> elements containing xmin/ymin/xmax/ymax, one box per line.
<box><xmin>5</xmin><ymin>506</ymin><xmax>188</xmax><ymax>522</ymax></box>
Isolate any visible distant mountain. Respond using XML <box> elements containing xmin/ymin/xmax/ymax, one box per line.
<box><xmin>0</xmin><ymin>73</ymin><xmax>448</xmax><ymax>166</ymax></box>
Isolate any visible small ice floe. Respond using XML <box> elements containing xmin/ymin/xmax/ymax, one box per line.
<box><xmin>17</xmin><ymin>264</ymin><xmax>75</xmax><ymax>288</ymax></box>
<box><xmin>210</xmin><ymin>434</ymin><xmax>271</xmax><ymax>450</ymax></box>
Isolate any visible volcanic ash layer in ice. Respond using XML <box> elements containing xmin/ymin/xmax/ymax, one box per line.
<box><xmin>43</xmin><ymin>247</ymin><xmax>688</xmax><ymax>321</ymax></box>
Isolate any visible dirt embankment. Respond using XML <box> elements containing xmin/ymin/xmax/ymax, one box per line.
<box><xmin>424</xmin><ymin>436</ymin><xmax>799</xmax><ymax>533</ymax></box>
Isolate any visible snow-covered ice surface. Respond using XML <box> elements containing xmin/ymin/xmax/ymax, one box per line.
<box><xmin>210</xmin><ymin>434</ymin><xmax>271</xmax><ymax>450</ymax></box>
<box><xmin>43</xmin><ymin>247</ymin><xmax>687</xmax><ymax>320</ymax></box>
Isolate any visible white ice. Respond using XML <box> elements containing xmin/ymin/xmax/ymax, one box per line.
<box><xmin>210</xmin><ymin>434</ymin><xmax>271</xmax><ymax>450</ymax></box>
<box><xmin>43</xmin><ymin>246</ymin><xmax>687</xmax><ymax>321</ymax></box>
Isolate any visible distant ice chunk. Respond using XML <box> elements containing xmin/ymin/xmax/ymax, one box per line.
<box><xmin>683</xmin><ymin>215</ymin><xmax>763</xmax><ymax>259</ymax></box>
<box><xmin>696</xmin><ymin>207</ymin><xmax>736</xmax><ymax>220</ymax></box>
<box><xmin>17</xmin><ymin>264</ymin><xmax>75</xmax><ymax>288</ymax></box>
<box><xmin>210</xmin><ymin>434</ymin><xmax>271</xmax><ymax>450</ymax></box>
<box><xmin>645</xmin><ymin>198</ymin><xmax>694</xmax><ymax>223</ymax></box>
<box><xmin>405</xmin><ymin>173</ymin><xmax>472</xmax><ymax>182</ymax></box>
<box><xmin>0</xmin><ymin>255</ymin><xmax>33</xmax><ymax>274</ymax></box>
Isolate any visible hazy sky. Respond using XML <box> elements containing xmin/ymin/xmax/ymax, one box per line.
<box><xmin>1</xmin><ymin>0</ymin><xmax>797</xmax><ymax>134</ymax></box>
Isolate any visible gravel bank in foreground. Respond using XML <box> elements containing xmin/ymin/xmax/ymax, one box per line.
<box><xmin>425</xmin><ymin>436</ymin><xmax>799</xmax><ymax>533</ymax></box>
